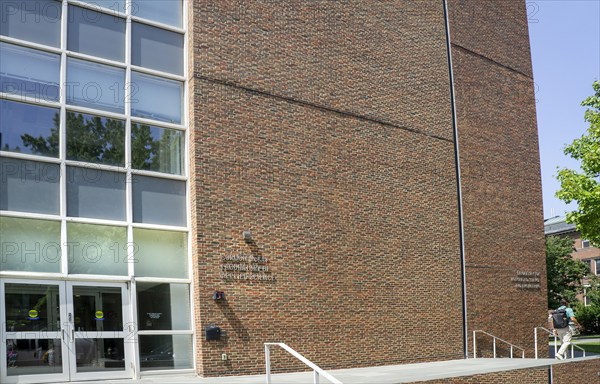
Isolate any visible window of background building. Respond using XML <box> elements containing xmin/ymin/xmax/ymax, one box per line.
<box><xmin>582</xmin><ymin>239</ymin><xmax>590</xmax><ymax>248</ymax></box>
<box><xmin>0</xmin><ymin>0</ymin><xmax>190</xmax><ymax>374</ymax></box>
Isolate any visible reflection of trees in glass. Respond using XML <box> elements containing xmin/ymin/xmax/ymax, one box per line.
<box><xmin>132</xmin><ymin>123</ymin><xmax>181</xmax><ymax>174</ymax></box>
<box><xmin>13</xmin><ymin>111</ymin><xmax>181</xmax><ymax>174</ymax></box>
<box><xmin>67</xmin><ymin>112</ymin><xmax>125</xmax><ymax>166</ymax></box>
<box><xmin>19</xmin><ymin>112</ymin><xmax>60</xmax><ymax>157</ymax></box>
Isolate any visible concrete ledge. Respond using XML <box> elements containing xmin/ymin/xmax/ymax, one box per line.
<box><xmin>68</xmin><ymin>356</ymin><xmax>600</xmax><ymax>384</ymax></box>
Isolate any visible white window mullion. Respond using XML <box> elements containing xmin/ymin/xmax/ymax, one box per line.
<box><xmin>60</xmin><ymin>0</ymin><xmax>69</xmax><ymax>277</ymax></box>
<box><xmin>124</xmin><ymin>1</ymin><xmax>140</xmax><ymax>378</ymax></box>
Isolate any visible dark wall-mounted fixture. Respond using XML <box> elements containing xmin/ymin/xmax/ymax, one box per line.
<box><xmin>243</xmin><ymin>230</ymin><xmax>252</xmax><ymax>242</ymax></box>
<box><xmin>213</xmin><ymin>291</ymin><xmax>225</xmax><ymax>301</ymax></box>
<box><xmin>205</xmin><ymin>325</ymin><xmax>221</xmax><ymax>341</ymax></box>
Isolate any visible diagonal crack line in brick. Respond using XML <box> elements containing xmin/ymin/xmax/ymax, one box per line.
<box><xmin>451</xmin><ymin>44</ymin><xmax>534</xmax><ymax>80</ymax></box>
<box><xmin>195</xmin><ymin>74</ymin><xmax>455</xmax><ymax>144</ymax></box>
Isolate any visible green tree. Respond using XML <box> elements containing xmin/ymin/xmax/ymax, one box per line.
<box><xmin>545</xmin><ymin>236</ymin><xmax>589</xmax><ymax>308</ymax></box>
<box><xmin>556</xmin><ymin>80</ymin><xmax>600</xmax><ymax>246</ymax></box>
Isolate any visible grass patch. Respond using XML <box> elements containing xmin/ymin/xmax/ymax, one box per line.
<box><xmin>574</xmin><ymin>343</ymin><xmax>600</xmax><ymax>354</ymax></box>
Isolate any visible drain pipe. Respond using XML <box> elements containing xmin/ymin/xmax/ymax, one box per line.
<box><xmin>442</xmin><ymin>0</ymin><xmax>469</xmax><ymax>359</ymax></box>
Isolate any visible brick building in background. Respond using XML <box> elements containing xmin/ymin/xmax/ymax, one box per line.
<box><xmin>0</xmin><ymin>1</ymin><xmax>597</xmax><ymax>383</ymax></box>
<box><xmin>545</xmin><ymin>216</ymin><xmax>600</xmax><ymax>305</ymax></box>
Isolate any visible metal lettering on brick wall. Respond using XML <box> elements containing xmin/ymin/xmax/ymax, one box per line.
<box><xmin>512</xmin><ymin>271</ymin><xmax>541</xmax><ymax>290</ymax></box>
<box><xmin>220</xmin><ymin>254</ymin><xmax>274</xmax><ymax>281</ymax></box>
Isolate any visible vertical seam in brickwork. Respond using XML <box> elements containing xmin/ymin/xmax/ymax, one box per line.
<box><xmin>443</xmin><ymin>0</ymin><xmax>468</xmax><ymax>359</ymax></box>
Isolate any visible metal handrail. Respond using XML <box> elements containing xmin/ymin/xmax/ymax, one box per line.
<box><xmin>534</xmin><ymin>327</ymin><xmax>558</xmax><ymax>359</ymax></box>
<box><xmin>264</xmin><ymin>343</ymin><xmax>343</xmax><ymax>384</ymax></box>
<box><xmin>570</xmin><ymin>341</ymin><xmax>587</xmax><ymax>358</ymax></box>
<box><xmin>473</xmin><ymin>330</ymin><xmax>525</xmax><ymax>359</ymax></box>
<box><xmin>536</xmin><ymin>327</ymin><xmax>587</xmax><ymax>359</ymax></box>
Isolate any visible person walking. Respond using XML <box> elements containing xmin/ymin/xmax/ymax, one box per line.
<box><xmin>551</xmin><ymin>299</ymin><xmax>582</xmax><ymax>360</ymax></box>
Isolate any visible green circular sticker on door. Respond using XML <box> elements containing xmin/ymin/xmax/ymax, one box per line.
<box><xmin>28</xmin><ymin>309</ymin><xmax>39</xmax><ymax>320</ymax></box>
<box><xmin>95</xmin><ymin>310</ymin><xmax>104</xmax><ymax>320</ymax></box>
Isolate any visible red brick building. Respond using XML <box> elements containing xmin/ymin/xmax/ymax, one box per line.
<box><xmin>1</xmin><ymin>1</ymin><xmax>597</xmax><ymax>383</ymax></box>
<box><xmin>545</xmin><ymin>215</ymin><xmax>600</xmax><ymax>305</ymax></box>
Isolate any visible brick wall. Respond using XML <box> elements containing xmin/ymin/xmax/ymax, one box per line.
<box><xmin>553</xmin><ymin>359</ymin><xmax>600</xmax><ymax>384</ymax></box>
<box><xmin>420</xmin><ymin>367</ymin><xmax>548</xmax><ymax>383</ymax></box>
<box><xmin>447</xmin><ymin>0</ymin><xmax>548</xmax><ymax>358</ymax></box>
<box><xmin>190</xmin><ymin>1</ymin><xmax>463</xmax><ymax>376</ymax></box>
<box><xmin>189</xmin><ymin>0</ymin><xmax>552</xmax><ymax>377</ymax></box>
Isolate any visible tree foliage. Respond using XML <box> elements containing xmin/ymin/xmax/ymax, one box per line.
<box><xmin>545</xmin><ymin>235</ymin><xmax>589</xmax><ymax>308</ymax></box>
<box><xmin>13</xmin><ymin>111</ymin><xmax>181</xmax><ymax>173</ymax></box>
<box><xmin>556</xmin><ymin>80</ymin><xmax>600</xmax><ymax>245</ymax></box>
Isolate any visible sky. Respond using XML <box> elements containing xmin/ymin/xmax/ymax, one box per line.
<box><xmin>527</xmin><ymin>0</ymin><xmax>600</xmax><ymax>219</ymax></box>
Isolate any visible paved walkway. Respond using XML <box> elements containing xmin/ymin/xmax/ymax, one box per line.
<box><xmin>69</xmin><ymin>356</ymin><xmax>600</xmax><ymax>384</ymax></box>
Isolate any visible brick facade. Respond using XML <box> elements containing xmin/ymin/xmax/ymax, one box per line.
<box><xmin>420</xmin><ymin>367</ymin><xmax>548</xmax><ymax>383</ymax></box>
<box><xmin>553</xmin><ymin>359</ymin><xmax>600</xmax><ymax>384</ymax></box>
<box><xmin>190</xmin><ymin>0</ymin><xmax>462</xmax><ymax>377</ymax></box>
<box><xmin>447</xmin><ymin>0</ymin><xmax>548</xmax><ymax>358</ymax></box>
<box><xmin>186</xmin><ymin>0</ymin><xmax>587</xmax><ymax>380</ymax></box>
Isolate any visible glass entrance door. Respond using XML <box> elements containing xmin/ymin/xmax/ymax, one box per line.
<box><xmin>1</xmin><ymin>280</ymin><xmax>133</xmax><ymax>383</ymax></box>
<box><xmin>0</xmin><ymin>280</ymin><xmax>68</xmax><ymax>384</ymax></box>
<box><xmin>66</xmin><ymin>282</ymin><xmax>132</xmax><ymax>381</ymax></box>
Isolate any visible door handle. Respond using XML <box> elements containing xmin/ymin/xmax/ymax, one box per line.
<box><xmin>71</xmin><ymin>329</ymin><xmax>74</xmax><ymax>343</ymax></box>
<box><xmin>62</xmin><ymin>329</ymin><xmax>65</xmax><ymax>341</ymax></box>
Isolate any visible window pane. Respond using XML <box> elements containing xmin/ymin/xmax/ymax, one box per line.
<box><xmin>73</xmin><ymin>286</ymin><xmax>123</xmax><ymax>332</ymax></box>
<box><xmin>131</xmin><ymin>72</ymin><xmax>182</xmax><ymax>124</ymax></box>
<box><xmin>4</xmin><ymin>283</ymin><xmax>61</xmax><ymax>331</ymax></box>
<box><xmin>0</xmin><ymin>42</ymin><xmax>60</xmax><ymax>102</ymax></box>
<box><xmin>67</xmin><ymin>111</ymin><xmax>125</xmax><ymax>166</ymax></box>
<box><xmin>132</xmin><ymin>175</ymin><xmax>186</xmax><ymax>226</ymax></box>
<box><xmin>67</xmin><ymin>222</ymin><xmax>127</xmax><ymax>275</ymax></box>
<box><xmin>0</xmin><ymin>157</ymin><xmax>60</xmax><ymax>214</ymax></box>
<box><xmin>139</xmin><ymin>335</ymin><xmax>192</xmax><ymax>371</ymax></box>
<box><xmin>67</xmin><ymin>166</ymin><xmax>126</xmax><ymax>220</ymax></box>
<box><xmin>68</xmin><ymin>5</ymin><xmax>125</xmax><ymax>62</ymax></box>
<box><xmin>0</xmin><ymin>0</ymin><xmax>61</xmax><ymax>47</ymax></box>
<box><xmin>77</xmin><ymin>0</ymin><xmax>125</xmax><ymax>14</ymax></box>
<box><xmin>0</xmin><ymin>217</ymin><xmax>61</xmax><ymax>273</ymax></box>
<box><xmin>0</xmin><ymin>99</ymin><xmax>60</xmax><ymax>157</ymax></box>
<box><xmin>133</xmin><ymin>229</ymin><xmax>187</xmax><ymax>278</ymax></box>
<box><xmin>137</xmin><ymin>283</ymin><xmax>190</xmax><ymax>330</ymax></box>
<box><xmin>7</xmin><ymin>339</ymin><xmax>63</xmax><ymax>376</ymax></box>
<box><xmin>75</xmin><ymin>338</ymin><xmax>125</xmax><ymax>372</ymax></box>
<box><xmin>131</xmin><ymin>123</ymin><xmax>183</xmax><ymax>175</ymax></box>
<box><xmin>67</xmin><ymin>58</ymin><xmax>125</xmax><ymax>113</ymax></box>
<box><xmin>132</xmin><ymin>22</ymin><xmax>183</xmax><ymax>75</ymax></box>
<box><xmin>132</xmin><ymin>0</ymin><xmax>182</xmax><ymax>27</ymax></box>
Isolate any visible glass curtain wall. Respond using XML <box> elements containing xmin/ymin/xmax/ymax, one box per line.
<box><xmin>0</xmin><ymin>0</ymin><xmax>191</xmax><ymax>373</ymax></box>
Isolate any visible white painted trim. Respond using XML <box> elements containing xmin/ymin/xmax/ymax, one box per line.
<box><xmin>130</xmin><ymin>116</ymin><xmax>186</xmax><ymax>130</ymax></box>
<box><xmin>0</xmin><ymin>92</ymin><xmax>62</xmax><ymax>108</ymax></box>
<box><xmin>0</xmin><ymin>35</ymin><xmax>62</xmax><ymax>54</ymax></box>
<box><xmin>0</xmin><ymin>210</ymin><xmax>61</xmax><ymax>221</ymax></box>
<box><xmin>66</xmin><ymin>50</ymin><xmax>127</xmax><ymax>69</ymax></box>
<box><xmin>131</xmin><ymin>168</ymin><xmax>187</xmax><ymax>181</ymax></box>
<box><xmin>136</xmin><ymin>330</ymin><xmax>194</xmax><ymax>336</ymax></box>
<box><xmin>130</xmin><ymin>64</ymin><xmax>185</xmax><ymax>82</ymax></box>
<box><xmin>130</xmin><ymin>16</ymin><xmax>186</xmax><ymax>34</ymax></box>
<box><xmin>0</xmin><ymin>151</ymin><xmax>61</xmax><ymax>163</ymax></box>
<box><xmin>64</xmin><ymin>103</ymin><xmax>127</xmax><ymax>119</ymax></box>
<box><xmin>68</xmin><ymin>0</ymin><xmax>127</xmax><ymax>18</ymax></box>
<box><xmin>134</xmin><ymin>277</ymin><xmax>191</xmax><ymax>284</ymax></box>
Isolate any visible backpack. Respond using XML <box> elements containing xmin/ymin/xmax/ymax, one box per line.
<box><xmin>551</xmin><ymin>308</ymin><xmax>569</xmax><ymax>329</ymax></box>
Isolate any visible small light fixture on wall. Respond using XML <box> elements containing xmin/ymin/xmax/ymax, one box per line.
<box><xmin>213</xmin><ymin>291</ymin><xmax>225</xmax><ymax>301</ymax></box>
<box><xmin>243</xmin><ymin>230</ymin><xmax>252</xmax><ymax>242</ymax></box>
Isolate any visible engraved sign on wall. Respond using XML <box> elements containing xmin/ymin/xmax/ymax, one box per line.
<box><xmin>220</xmin><ymin>254</ymin><xmax>275</xmax><ymax>281</ymax></box>
<box><xmin>512</xmin><ymin>271</ymin><xmax>541</xmax><ymax>290</ymax></box>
